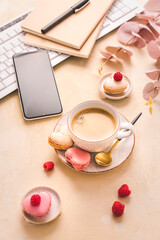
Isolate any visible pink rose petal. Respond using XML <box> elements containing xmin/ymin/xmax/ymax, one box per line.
<box><xmin>143</xmin><ymin>82</ymin><xmax>159</xmax><ymax>100</ymax></box>
<box><xmin>144</xmin><ymin>0</ymin><xmax>160</xmax><ymax>12</ymax></box>
<box><xmin>148</xmin><ymin>20</ymin><xmax>160</xmax><ymax>38</ymax></box>
<box><xmin>146</xmin><ymin>70</ymin><xmax>160</xmax><ymax>80</ymax></box>
<box><xmin>138</xmin><ymin>24</ymin><xmax>156</xmax><ymax>43</ymax></box>
<box><xmin>154</xmin><ymin>80</ymin><xmax>160</xmax><ymax>88</ymax></box>
<box><xmin>156</xmin><ymin>57</ymin><xmax>160</xmax><ymax>68</ymax></box>
<box><xmin>147</xmin><ymin>40</ymin><xmax>160</xmax><ymax>59</ymax></box>
<box><xmin>131</xmin><ymin>32</ymin><xmax>146</xmax><ymax>48</ymax></box>
<box><xmin>106</xmin><ymin>45</ymin><xmax>133</xmax><ymax>56</ymax></box>
<box><xmin>117</xmin><ymin>22</ymin><xmax>140</xmax><ymax>44</ymax></box>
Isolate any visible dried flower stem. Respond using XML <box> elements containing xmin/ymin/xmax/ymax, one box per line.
<box><xmin>98</xmin><ymin>36</ymin><xmax>135</xmax><ymax>74</ymax></box>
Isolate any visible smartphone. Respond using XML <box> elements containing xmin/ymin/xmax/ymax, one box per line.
<box><xmin>13</xmin><ymin>50</ymin><xmax>63</xmax><ymax>120</ymax></box>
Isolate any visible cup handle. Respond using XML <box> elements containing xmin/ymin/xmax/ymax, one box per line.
<box><xmin>116</xmin><ymin>122</ymin><xmax>134</xmax><ymax>139</ymax></box>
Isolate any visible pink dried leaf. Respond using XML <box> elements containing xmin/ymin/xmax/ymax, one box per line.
<box><xmin>100</xmin><ymin>51</ymin><xmax>112</xmax><ymax>60</ymax></box>
<box><xmin>139</xmin><ymin>10</ymin><xmax>160</xmax><ymax>26</ymax></box>
<box><xmin>100</xmin><ymin>51</ymin><xmax>123</xmax><ymax>64</ymax></box>
<box><xmin>154</xmin><ymin>80</ymin><xmax>160</xmax><ymax>88</ymax></box>
<box><xmin>156</xmin><ymin>19</ymin><xmax>160</xmax><ymax>26</ymax></box>
<box><xmin>138</xmin><ymin>24</ymin><xmax>156</xmax><ymax>43</ymax></box>
<box><xmin>136</xmin><ymin>13</ymin><xmax>153</xmax><ymax>21</ymax></box>
<box><xmin>144</xmin><ymin>0</ymin><xmax>160</xmax><ymax>12</ymax></box>
<box><xmin>148</xmin><ymin>20</ymin><xmax>160</xmax><ymax>38</ymax></box>
<box><xmin>156</xmin><ymin>39</ymin><xmax>160</xmax><ymax>45</ymax></box>
<box><xmin>136</xmin><ymin>11</ymin><xmax>160</xmax><ymax>20</ymax></box>
<box><xmin>147</xmin><ymin>40</ymin><xmax>160</xmax><ymax>59</ymax></box>
<box><xmin>117</xmin><ymin>22</ymin><xmax>140</xmax><ymax>44</ymax></box>
<box><xmin>142</xmin><ymin>11</ymin><xmax>160</xmax><ymax>20</ymax></box>
<box><xmin>143</xmin><ymin>82</ymin><xmax>159</xmax><ymax>100</ymax></box>
<box><xmin>106</xmin><ymin>45</ymin><xmax>133</xmax><ymax>56</ymax></box>
<box><xmin>119</xmin><ymin>47</ymin><xmax>133</xmax><ymax>56</ymax></box>
<box><xmin>109</xmin><ymin>54</ymin><xmax>124</xmax><ymax>64</ymax></box>
<box><xmin>131</xmin><ymin>32</ymin><xmax>146</xmax><ymax>48</ymax></box>
<box><xmin>106</xmin><ymin>46</ymin><xmax>121</xmax><ymax>53</ymax></box>
<box><xmin>156</xmin><ymin>57</ymin><xmax>160</xmax><ymax>69</ymax></box>
<box><xmin>145</xmin><ymin>70</ymin><xmax>160</xmax><ymax>80</ymax></box>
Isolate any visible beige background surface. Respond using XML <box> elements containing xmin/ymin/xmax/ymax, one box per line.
<box><xmin>0</xmin><ymin>0</ymin><xmax>160</xmax><ymax>239</ymax></box>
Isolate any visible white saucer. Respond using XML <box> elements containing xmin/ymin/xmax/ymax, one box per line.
<box><xmin>99</xmin><ymin>73</ymin><xmax>132</xmax><ymax>100</ymax></box>
<box><xmin>22</xmin><ymin>186</ymin><xmax>61</xmax><ymax>224</ymax></box>
<box><xmin>54</xmin><ymin>112</ymin><xmax>135</xmax><ymax>173</ymax></box>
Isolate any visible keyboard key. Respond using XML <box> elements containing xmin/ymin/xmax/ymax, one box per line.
<box><xmin>0</xmin><ymin>82</ymin><xmax>5</xmax><ymax>90</ymax></box>
<box><xmin>107</xmin><ymin>11</ymin><xmax>112</xmax><ymax>17</ymax></box>
<box><xmin>49</xmin><ymin>52</ymin><xmax>59</xmax><ymax>59</ymax></box>
<box><xmin>109</xmin><ymin>6</ymin><xmax>118</xmax><ymax>13</ymax></box>
<box><xmin>7</xmin><ymin>66</ymin><xmax>15</xmax><ymax>75</ymax></box>
<box><xmin>103</xmin><ymin>20</ymin><xmax>110</xmax><ymax>28</ymax></box>
<box><xmin>2</xmin><ymin>74</ymin><xmax>16</xmax><ymax>86</ymax></box>
<box><xmin>21</xmin><ymin>50</ymin><xmax>28</xmax><ymax>53</ymax></box>
<box><xmin>120</xmin><ymin>0</ymin><xmax>137</xmax><ymax>9</ymax></box>
<box><xmin>18</xmin><ymin>33</ymin><xmax>24</xmax><ymax>41</ymax></box>
<box><xmin>20</xmin><ymin>43</ymin><xmax>27</xmax><ymax>49</ymax></box>
<box><xmin>13</xmin><ymin>46</ymin><xmax>22</xmax><ymax>53</ymax></box>
<box><xmin>108</xmin><ymin>10</ymin><xmax>125</xmax><ymax>22</ymax></box>
<box><xmin>15</xmin><ymin>25</ymin><xmax>22</xmax><ymax>34</ymax></box>
<box><xmin>27</xmin><ymin>47</ymin><xmax>37</xmax><ymax>52</ymax></box>
<box><xmin>103</xmin><ymin>18</ymin><xmax>111</xmax><ymax>28</ymax></box>
<box><xmin>121</xmin><ymin>6</ymin><xmax>131</xmax><ymax>14</ymax></box>
<box><xmin>0</xmin><ymin>55</ymin><xmax>7</xmax><ymax>63</ymax></box>
<box><xmin>115</xmin><ymin>1</ymin><xmax>124</xmax><ymax>9</ymax></box>
<box><xmin>5</xmin><ymin>59</ymin><xmax>13</xmax><ymax>67</ymax></box>
<box><xmin>0</xmin><ymin>63</ymin><xmax>7</xmax><ymax>71</ymax></box>
<box><xmin>0</xmin><ymin>33</ymin><xmax>10</xmax><ymax>42</ymax></box>
<box><xmin>0</xmin><ymin>47</ymin><xmax>6</xmax><ymax>55</ymax></box>
<box><xmin>5</xmin><ymin>50</ymin><xmax>14</xmax><ymax>58</ymax></box>
<box><xmin>7</xmin><ymin>29</ymin><xmax>17</xmax><ymax>38</ymax></box>
<box><xmin>4</xmin><ymin>43</ymin><xmax>13</xmax><ymax>51</ymax></box>
<box><xmin>0</xmin><ymin>71</ymin><xmax>8</xmax><ymax>80</ymax></box>
<box><xmin>12</xmin><ymin>38</ymin><xmax>20</xmax><ymax>47</ymax></box>
<box><xmin>0</xmin><ymin>82</ymin><xmax>18</xmax><ymax>99</ymax></box>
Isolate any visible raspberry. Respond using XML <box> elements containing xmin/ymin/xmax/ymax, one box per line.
<box><xmin>43</xmin><ymin>161</ymin><xmax>54</xmax><ymax>171</ymax></box>
<box><xmin>30</xmin><ymin>194</ymin><xmax>41</xmax><ymax>206</ymax></box>
<box><xmin>112</xmin><ymin>201</ymin><xmax>125</xmax><ymax>217</ymax></box>
<box><xmin>113</xmin><ymin>72</ymin><xmax>123</xmax><ymax>81</ymax></box>
<box><xmin>118</xmin><ymin>184</ymin><xmax>131</xmax><ymax>197</ymax></box>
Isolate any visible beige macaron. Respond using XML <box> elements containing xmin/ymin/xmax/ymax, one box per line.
<box><xmin>48</xmin><ymin>127</ymin><xmax>73</xmax><ymax>150</ymax></box>
<box><xmin>103</xmin><ymin>73</ymin><xmax>127</xmax><ymax>94</ymax></box>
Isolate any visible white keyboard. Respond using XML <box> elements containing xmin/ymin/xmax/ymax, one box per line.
<box><xmin>0</xmin><ymin>0</ymin><xmax>143</xmax><ymax>99</ymax></box>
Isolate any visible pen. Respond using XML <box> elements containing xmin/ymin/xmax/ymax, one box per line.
<box><xmin>41</xmin><ymin>0</ymin><xmax>90</xmax><ymax>34</ymax></box>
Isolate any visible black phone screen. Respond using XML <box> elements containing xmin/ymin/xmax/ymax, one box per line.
<box><xmin>13</xmin><ymin>50</ymin><xmax>63</xmax><ymax>120</ymax></box>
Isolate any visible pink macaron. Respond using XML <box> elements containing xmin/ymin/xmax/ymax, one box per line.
<box><xmin>22</xmin><ymin>191</ymin><xmax>51</xmax><ymax>218</ymax></box>
<box><xmin>65</xmin><ymin>147</ymin><xmax>91</xmax><ymax>171</ymax></box>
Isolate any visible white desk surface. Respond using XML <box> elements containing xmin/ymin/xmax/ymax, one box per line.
<box><xmin>1</xmin><ymin>0</ymin><xmax>160</xmax><ymax>239</ymax></box>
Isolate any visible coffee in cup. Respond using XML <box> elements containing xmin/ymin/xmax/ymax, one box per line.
<box><xmin>71</xmin><ymin>107</ymin><xmax>116</xmax><ymax>141</ymax></box>
<box><xmin>67</xmin><ymin>100</ymin><xmax>134</xmax><ymax>152</ymax></box>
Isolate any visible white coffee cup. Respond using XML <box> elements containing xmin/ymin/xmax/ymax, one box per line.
<box><xmin>67</xmin><ymin>100</ymin><xmax>134</xmax><ymax>152</ymax></box>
